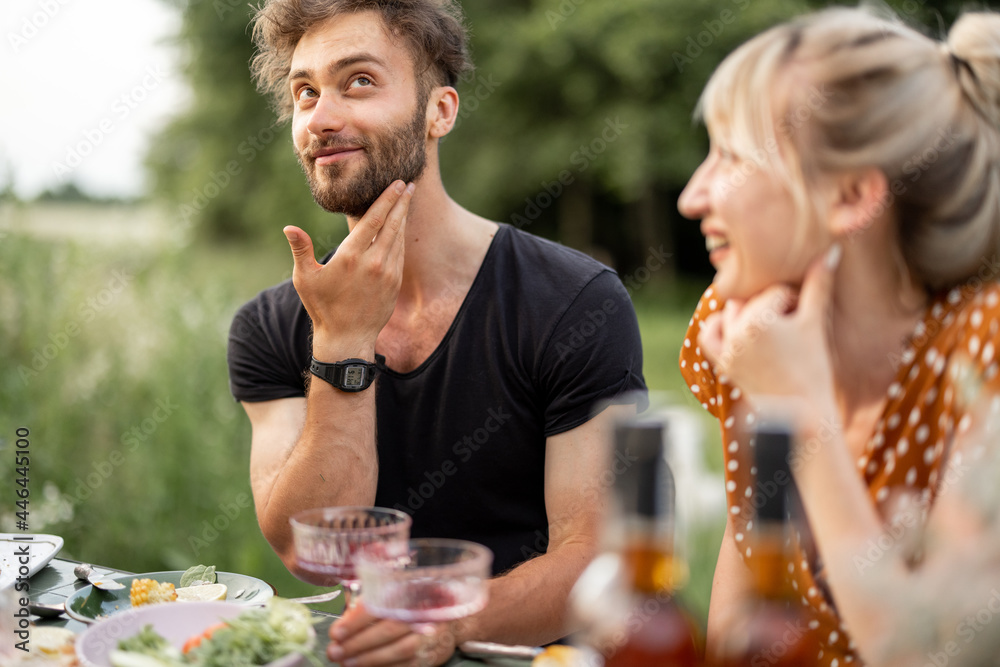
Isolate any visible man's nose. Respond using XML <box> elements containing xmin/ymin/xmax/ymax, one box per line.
<box><xmin>305</xmin><ymin>94</ymin><xmax>348</xmax><ymax>136</ymax></box>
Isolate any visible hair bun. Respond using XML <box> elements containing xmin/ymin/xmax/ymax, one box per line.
<box><xmin>947</xmin><ymin>13</ymin><xmax>1000</xmax><ymax>126</ymax></box>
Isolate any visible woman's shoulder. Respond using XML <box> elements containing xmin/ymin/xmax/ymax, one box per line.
<box><xmin>926</xmin><ymin>280</ymin><xmax>1000</xmax><ymax>341</ymax></box>
<box><xmin>910</xmin><ymin>280</ymin><xmax>1000</xmax><ymax>389</ymax></box>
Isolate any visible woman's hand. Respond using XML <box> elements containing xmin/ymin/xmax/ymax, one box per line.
<box><xmin>697</xmin><ymin>244</ymin><xmax>842</xmax><ymax>414</ymax></box>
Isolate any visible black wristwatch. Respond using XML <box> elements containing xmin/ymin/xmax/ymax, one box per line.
<box><xmin>309</xmin><ymin>357</ymin><xmax>378</xmax><ymax>392</ymax></box>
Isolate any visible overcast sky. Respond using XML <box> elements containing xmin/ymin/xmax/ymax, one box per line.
<box><xmin>0</xmin><ymin>0</ymin><xmax>188</xmax><ymax>199</ymax></box>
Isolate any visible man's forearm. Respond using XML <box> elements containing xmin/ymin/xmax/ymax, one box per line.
<box><xmin>258</xmin><ymin>380</ymin><xmax>379</xmax><ymax>567</ymax></box>
<box><xmin>455</xmin><ymin>538</ymin><xmax>597</xmax><ymax>648</ymax></box>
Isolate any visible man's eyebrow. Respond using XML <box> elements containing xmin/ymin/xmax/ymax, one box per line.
<box><xmin>289</xmin><ymin>53</ymin><xmax>389</xmax><ymax>82</ymax></box>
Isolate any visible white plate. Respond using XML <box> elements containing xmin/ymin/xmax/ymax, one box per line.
<box><xmin>0</xmin><ymin>533</ymin><xmax>64</xmax><ymax>590</ymax></box>
<box><xmin>76</xmin><ymin>601</ymin><xmax>314</xmax><ymax>667</ymax></box>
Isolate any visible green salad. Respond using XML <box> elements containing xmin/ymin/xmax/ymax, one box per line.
<box><xmin>109</xmin><ymin>598</ymin><xmax>321</xmax><ymax>667</ymax></box>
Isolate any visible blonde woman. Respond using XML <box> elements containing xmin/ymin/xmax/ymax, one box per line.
<box><xmin>678</xmin><ymin>7</ymin><xmax>1000</xmax><ymax>665</ymax></box>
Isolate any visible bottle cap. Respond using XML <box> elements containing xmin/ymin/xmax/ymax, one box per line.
<box><xmin>753</xmin><ymin>419</ymin><xmax>797</xmax><ymax>524</ymax></box>
<box><xmin>614</xmin><ymin>418</ymin><xmax>674</xmax><ymax>519</ymax></box>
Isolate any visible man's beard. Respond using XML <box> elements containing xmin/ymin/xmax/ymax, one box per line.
<box><xmin>296</xmin><ymin>97</ymin><xmax>428</xmax><ymax>218</ymax></box>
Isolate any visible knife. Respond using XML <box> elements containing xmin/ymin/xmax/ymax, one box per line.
<box><xmin>459</xmin><ymin>641</ymin><xmax>543</xmax><ymax>660</ymax></box>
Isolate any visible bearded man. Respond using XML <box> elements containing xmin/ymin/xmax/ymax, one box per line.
<box><xmin>226</xmin><ymin>1</ymin><xmax>647</xmax><ymax>664</ymax></box>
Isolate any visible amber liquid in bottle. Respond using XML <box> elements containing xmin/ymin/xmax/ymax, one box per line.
<box><xmin>604</xmin><ymin>542</ymin><xmax>700</xmax><ymax>667</ymax></box>
<box><xmin>603</xmin><ymin>419</ymin><xmax>701</xmax><ymax>667</ymax></box>
<box><xmin>711</xmin><ymin>420</ymin><xmax>821</xmax><ymax>667</ymax></box>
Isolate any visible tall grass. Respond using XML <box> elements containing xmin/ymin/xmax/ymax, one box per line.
<box><xmin>0</xmin><ymin>215</ymin><xmax>722</xmax><ymax>623</ymax></box>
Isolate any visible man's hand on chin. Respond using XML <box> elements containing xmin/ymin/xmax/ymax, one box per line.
<box><xmin>283</xmin><ymin>180</ymin><xmax>414</xmax><ymax>357</ymax></box>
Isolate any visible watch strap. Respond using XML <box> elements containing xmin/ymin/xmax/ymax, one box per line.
<box><xmin>309</xmin><ymin>357</ymin><xmax>378</xmax><ymax>392</ymax></box>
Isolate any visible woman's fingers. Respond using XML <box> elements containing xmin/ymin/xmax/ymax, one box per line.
<box><xmin>797</xmin><ymin>243</ymin><xmax>841</xmax><ymax>322</ymax></box>
<box><xmin>698</xmin><ymin>311</ymin><xmax>726</xmax><ymax>368</ymax></box>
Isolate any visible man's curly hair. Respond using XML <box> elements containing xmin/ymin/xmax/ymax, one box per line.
<box><xmin>251</xmin><ymin>0</ymin><xmax>473</xmax><ymax>122</ymax></box>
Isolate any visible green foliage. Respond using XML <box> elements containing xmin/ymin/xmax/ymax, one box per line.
<box><xmin>0</xmin><ymin>227</ymin><xmax>329</xmax><ymax>605</ymax></box>
<box><xmin>444</xmin><ymin>0</ymin><xmax>809</xmax><ymax>213</ymax></box>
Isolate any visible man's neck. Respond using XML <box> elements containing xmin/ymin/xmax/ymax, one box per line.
<box><xmin>345</xmin><ymin>171</ymin><xmax>498</xmax><ymax>310</ymax></box>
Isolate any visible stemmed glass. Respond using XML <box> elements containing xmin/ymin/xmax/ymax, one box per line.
<box><xmin>356</xmin><ymin>538</ymin><xmax>493</xmax><ymax>665</ymax></box>
<box><xmin>289</xmin><ymin>506</ymin><xmax>412</xmax><ymax>606</ymax></box>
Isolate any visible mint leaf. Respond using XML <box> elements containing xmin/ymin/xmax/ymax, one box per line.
<box><xmin>179</xmin><ymin>565</ymin><xmax>216</xmax><ymax>588</ymax></box>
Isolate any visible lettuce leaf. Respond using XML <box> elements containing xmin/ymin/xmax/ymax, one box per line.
<box><xmin>179</xmin><ymin>565</ymin><xmax>217</xmax><ymax>588</ymax></box>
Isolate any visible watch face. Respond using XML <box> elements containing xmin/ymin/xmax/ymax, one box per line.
<box><xmin>343</xmin><ymin>365</ymin><xmax>365</xmax><ymax>388</ymax></box>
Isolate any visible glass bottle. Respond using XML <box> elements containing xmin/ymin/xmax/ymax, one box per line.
<box><xmin>711</xmin><ymin>418</ymin><xmax>821</xmax><ymax>667</ymax></box>
<box><xmin>602</xmin><ymin>417</ymin><xmax>701</xmax><ymax>667</ymax></box>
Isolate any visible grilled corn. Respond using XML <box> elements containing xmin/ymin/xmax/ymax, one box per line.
<box><xmin>130</xmin><ymin>578</ymin><xmax>178</xmax><ymax>606</ymax></box>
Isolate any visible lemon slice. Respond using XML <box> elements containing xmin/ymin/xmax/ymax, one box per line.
<box><xmin>175</xmin><ymin>583</ymin><xmax>228</xmax><ymax>602</ymax></box>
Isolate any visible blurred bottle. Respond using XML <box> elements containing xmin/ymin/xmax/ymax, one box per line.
<box><xmin>602</xmin><ymin>416</ymin><xmax>701</xmax><ymax>667</ymax></box>
<box><xmin>710</xmin><ymin>417</ymin><xmax>821</xmax><ymax>667</ymax></box>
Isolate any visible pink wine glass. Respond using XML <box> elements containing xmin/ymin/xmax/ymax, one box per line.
<box><xmin>289</xmin><ymin>506</ymin><xmax>412</xmax><ymax>606</ymax></box>
<box><xmin>356</xmin><ymin>538</ymin><xmax>493</xmax><ymax>666</ymax></box>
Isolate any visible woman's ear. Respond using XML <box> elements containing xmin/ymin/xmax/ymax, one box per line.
<box><xmin>828</xmin><ymin>168</ymin><xmax>892</xmax><ymax>239</ymax></box>
<box><xmin>427</xmin><ymin>86</ymin><xmax>459</xmax><ymax>139</ymax></box>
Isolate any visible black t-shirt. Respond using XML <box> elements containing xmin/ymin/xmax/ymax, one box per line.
<box><xmin>227</xmin><ymin>223</ymin><xmax>646</xmax><ymax>574</ymax></box>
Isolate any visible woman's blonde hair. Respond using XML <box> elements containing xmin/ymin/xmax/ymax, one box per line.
<box><xmin>698</xmin><ymin>6</ymin><xmax>1000</xmax><ymax>291</ymax></box>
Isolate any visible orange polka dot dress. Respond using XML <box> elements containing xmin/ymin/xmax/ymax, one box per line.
<box><xmin>680</xmin><ymin>280</ymin><xmax>1000</xmax><ymax>666</ymax></box>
